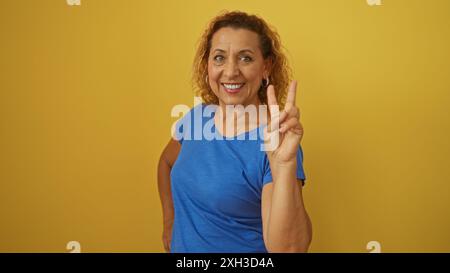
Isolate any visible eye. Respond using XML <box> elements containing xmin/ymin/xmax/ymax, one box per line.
<box><xmin>213</xmin><ymin>55</ymin><xmax>225</xmax><ymax>62</ymax></box>
<box><xmin>240</xmin><ymin>56</ymin><xmax>253</xmax><ymax>63</ymax></box>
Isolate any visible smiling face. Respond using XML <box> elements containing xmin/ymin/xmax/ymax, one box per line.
<box><xmin>207</xmin><ymin>27</ymin><xmax>271</xmax><ymax>107</ymax></box>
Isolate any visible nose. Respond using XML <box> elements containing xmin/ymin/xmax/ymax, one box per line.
<box><xmin>223</xmin><ymin>59</ymin><xmax>240</xmax><ymax>79</ymax></box>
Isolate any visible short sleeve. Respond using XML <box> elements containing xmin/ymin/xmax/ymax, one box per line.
<box><xmin>262</xmin><ymin>145</ymin><xmax>306</xmax><ymax>186</ymax></box>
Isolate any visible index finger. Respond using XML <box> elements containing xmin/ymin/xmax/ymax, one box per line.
<box><xmin>285</xmin><ymin>80</ymin><xmax>298</xmax><ymax>108</ymax></box>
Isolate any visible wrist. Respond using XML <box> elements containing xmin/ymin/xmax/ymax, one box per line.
<box><xmin>269</xmin><ymin>157</ymin><xmax>297</xmax><ymax>170</ymax></box>
<box><xmin>269</xmin><ymin>159</ymin><xmax>297</xmax><ymax>179</ymax></box>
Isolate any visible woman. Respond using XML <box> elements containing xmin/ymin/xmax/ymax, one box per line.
<box><xmin>157</xmin><ymin>11</ymin><xmax>312</xmax><ymax>253</ymax></box>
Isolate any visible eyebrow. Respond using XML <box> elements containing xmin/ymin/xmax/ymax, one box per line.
<box><xmin>212</xmin><ymin>48</ymin><xmax>255</xmax><ymax>54</ymax></box>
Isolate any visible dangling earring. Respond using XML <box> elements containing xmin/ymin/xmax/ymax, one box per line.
<box><xmin>263</xmin><ymin>76</ymin><xmax>270</xmax><ymax>87</ymax></box>
<box><xmin>205</xmin><ymin>75</ymin><xmax>209</xmax><ymax>85</ymax></box>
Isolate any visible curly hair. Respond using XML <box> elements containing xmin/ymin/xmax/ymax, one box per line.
<box><xmin>192</xmin><ymin>11</ymin><xmax>292</xmax><ymax>109</ymax></box>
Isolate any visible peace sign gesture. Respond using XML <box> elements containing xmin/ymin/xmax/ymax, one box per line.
<box><xmin>264</xmin><ymin>80</ymin><xmax>304</xmax><ymax>164</ymax></box>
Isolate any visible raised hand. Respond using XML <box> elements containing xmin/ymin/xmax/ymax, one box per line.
<box><xmin>264</xmin><ymin>80</ymin><xmax>304</xmax><ymax>164</ymax></box>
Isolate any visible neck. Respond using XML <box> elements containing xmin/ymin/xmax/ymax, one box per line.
<box><xmin>215</xmin><ymin>97</ymin><xmax>269</xmax><ymax>137</ymax></box>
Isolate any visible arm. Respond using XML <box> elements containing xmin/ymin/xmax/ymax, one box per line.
<box><xmin>157</xmin><ymin>138</ymin><xmax>181</xmax><ymax>252</ymax></box>
<box><xmin>262</xmin><ymin>162</ymin><xmax>312</xmax><ymax>253</ymax></box>
<box><xmin>262</xmin><ymin>80</ymin><xmax>312</xmax><ymax>252</ymax></box>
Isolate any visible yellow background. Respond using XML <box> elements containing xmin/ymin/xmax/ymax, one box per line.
<box><xmin>1</xmin><ymin>0</ymin><xmax>449</xmax><ymax>252</ymax></box>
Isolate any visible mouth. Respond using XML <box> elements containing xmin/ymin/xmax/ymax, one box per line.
<box><xmin>221</xmin><ymin>82</ymin><xmax>245</xmax><ymax>94</ymax></box>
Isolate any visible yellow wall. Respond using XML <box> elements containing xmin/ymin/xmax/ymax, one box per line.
<box><xmin>1</xmin><ymin>0</ymin><xmax>449</xmax><ymax>252</ymax></box>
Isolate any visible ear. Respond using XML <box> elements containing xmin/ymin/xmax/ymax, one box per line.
<box><xmin>263</xmin><ymin>57</ymin><xmax>273</xmax><ymax>78</ymax></box>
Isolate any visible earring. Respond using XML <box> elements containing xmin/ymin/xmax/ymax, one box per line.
<box><xmin>263</xmin><ymin>76</ymin><xmax>270</xmax><ymax>87</ymax></box>
<box><xmin>205</xmin><ymin>75</ymin><xmax>209</xmax><ymax>85</ymax></box>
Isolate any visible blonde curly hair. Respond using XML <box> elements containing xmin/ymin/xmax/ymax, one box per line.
<box><xmin>192</xmin><ymin>11</ymin><xmax>292</xmax><ymax>109</ymax></box>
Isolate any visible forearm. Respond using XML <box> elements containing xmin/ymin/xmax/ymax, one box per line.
<box><xmin>157</xmin><ymin>156</ymin><xmax>174</xmax><ymax>224</ymax></box>
<box><xmin>266</xmin><ymin>160</ymin><xmax>312</xmax><ymax>252</ymax></box>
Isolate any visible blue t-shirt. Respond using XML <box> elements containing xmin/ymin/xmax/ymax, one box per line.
<box><xmin>170</xmin><ymin>103</ymin><xmax>306</xmax><ymax>253</ymax></box>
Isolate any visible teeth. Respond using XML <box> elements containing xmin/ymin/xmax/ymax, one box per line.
<box><xmin>223</xmin><ymin>83</ymin><xmax>243</xmax><ymax>89</ymax></box>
